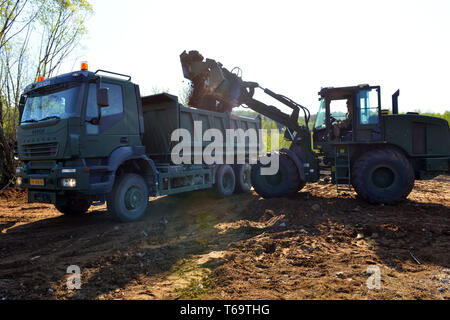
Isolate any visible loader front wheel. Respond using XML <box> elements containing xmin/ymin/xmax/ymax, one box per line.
<box><xmin>352</xmin><ymin>149</ymin><xmax>414</xmax><ymax>204</ymax></box>
<box><xmin>251</xmin><ymin>153</ymin><xmax>300</xmax><ymax>198</ymax></box>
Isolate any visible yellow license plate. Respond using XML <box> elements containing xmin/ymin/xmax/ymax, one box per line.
<box><xmin>30</xmin><ymin>179</ymin><xmax>45</xmax><ymax>186</ymax></box>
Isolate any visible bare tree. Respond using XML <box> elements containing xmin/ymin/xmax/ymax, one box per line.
<box><xmin>0</xmin><ymin>0</ymin><xmax>92</xmax><ymax>188</ymax></box>
<box><xmin>35</xmin><ymin>0</ymin><xmax>93</xmax><ymax>79</ymax></box>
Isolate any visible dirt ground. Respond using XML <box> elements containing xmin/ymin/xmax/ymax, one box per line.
<box><xmin>0</xmin><ymin>176</ymin><xmax>449</xmax><ymax>300</ymax></box>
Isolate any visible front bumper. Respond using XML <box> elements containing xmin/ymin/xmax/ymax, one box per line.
<box><xmin>17</xmin><ymin>161</ymin><xmax>116</xmax><ymax>204</ymax></box>
<box><xmin>17</xmin><ymin>163</ymin><xmax>90</xmax><ymax>203</ymax></box>
<box><xmin>17</xmin><ymin>167</ymin><xmax>90</xmax><ymax>191</ymax></box>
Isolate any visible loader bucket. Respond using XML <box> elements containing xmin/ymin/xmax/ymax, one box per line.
<box><xmin>180</xmin><ymin>50</ymin><xmax>246</xmax><ymax>113</ymax></box>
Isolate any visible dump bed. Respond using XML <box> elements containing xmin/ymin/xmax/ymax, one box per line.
<box><xmin>141</xmin><ymin>93</ymin><xmax>261</xmax><ymax>162</ymax></box>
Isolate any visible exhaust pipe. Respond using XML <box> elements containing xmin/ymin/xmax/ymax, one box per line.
<box><xmin>392</xmin><ymin>89</ymin><xmax>400</xmax><ymax>115</ymax></box>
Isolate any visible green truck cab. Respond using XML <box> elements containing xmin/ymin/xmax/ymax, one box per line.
<box><xmin>16</xmin><ymin>68</ymin><xmax>260</xmax><ymax>221</ymax></box>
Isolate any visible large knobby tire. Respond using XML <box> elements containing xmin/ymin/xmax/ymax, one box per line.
<box><xmin>107</xmin><ymin>173</ymin><xmax>149</xmax><ymax>222</ymax></box>
<box><xmin>233</xmin><ymin>164</ymin><xmax>252</xmax><ymax>193</ymax></box>
<box><xmin>214</xmin><ymin>164</ymin><xmax>236</xmax><ymax>197</ymax></box>
<box><xmin>251</xmin><ymin>153</ymin><xmax>300</xmax><ymax>198</ymax></box>
<box><xmin>55</xmin><ymin>198</ymin><xmax>92</xmax><ymax>215</ymax></box>
<box><xmin>351</xmin><ymin>149</ymin><xmax>415</xmax><ymax>204</ymax></box>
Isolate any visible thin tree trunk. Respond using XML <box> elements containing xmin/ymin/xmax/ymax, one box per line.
<box><xmin>0</xmin><ymin>122</ymin><xmax>14</xmax><ymax>187</ymax></box>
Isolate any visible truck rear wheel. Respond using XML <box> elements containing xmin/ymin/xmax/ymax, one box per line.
<box><xmin>107</xmin><ymin>173</ymin><xmax>149</xmax><ymax>222</ymax></box>
<box><xmin>55</xmin><ymin>198</ymin><xmax>92</xmax><ymax>215</ymax></box>
<box><xmin>352</xmin><ymin>149</ymin><xmax>415</xmax><ymax>204</ymax></box>
<box><xmin>214</xmin><ymin>164</ymin><xmax>236</xmax><ymax>197</ymax></box>
<box><xmin>251</xmin><ymin>153</ymin><xmax>300</xmax><ymax>198</ymax></box>
<box><xmin>233</xmin><ymin>164</ymin><xmax>252</xmax><ymax>193</ymax></box>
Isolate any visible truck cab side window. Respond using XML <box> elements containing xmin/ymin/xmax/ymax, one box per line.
<box><xmin>86</xmin><ymin>82</ymin><xmax>124</xmax><ymax>118</ymax></box>
<box><xmin>86</xmin><ymin>83</ymin><xmax>124</xmax><ymax>134</ymax></box>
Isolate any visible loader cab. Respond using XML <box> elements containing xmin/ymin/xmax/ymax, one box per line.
<box><xmin>313</xmin><ymin>85</ymin><xmax>382</xmax><ymax>145</ymax></box>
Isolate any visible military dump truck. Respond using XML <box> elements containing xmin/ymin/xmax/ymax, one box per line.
<box><xmin>180</xmin><ymin>50</ymin><xmax>450</xmax><ymax>205</ymax></box>
<box><xmin>15</xmin><ymin>66</ymin><xmax>260</xmax><ymax>222</ymax></box>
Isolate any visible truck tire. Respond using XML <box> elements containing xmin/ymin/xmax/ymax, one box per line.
<box><xmin>214</xmin><ymin>164</ymin><xmax>236</xmax><ymax>197</ymax></box>
<box><xmin>107</xmin><ymin>173</ymin><xmax>149</xmax><ymax>222</ymax></box>
<box><xmin>351</xmin><ymin>148</ymin><xmax>415</xmax><ymax>204</ymax></box>
<box><xmin>233</xmin><ymin>164</ymin><xmax>252</xmax><ymax>193</ymax></box>
<box><xmin>55</xmin><ymin>198</ymin><xmax>92</xmax><ymax>215</ymax></box>
<box><xmin>251</xmin><ymin>153</ymin><xmax>300</xmax><ymax>198</ymax></box>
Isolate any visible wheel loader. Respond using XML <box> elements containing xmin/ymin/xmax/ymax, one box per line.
<box><xmin>180</xmin><ymin>50</ymin><xmax>450</xmax><ymax>204</ymax></box>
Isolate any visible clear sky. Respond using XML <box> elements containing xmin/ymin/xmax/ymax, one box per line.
<box><xmin>67</xmin><ymin>0</ymin><xmax>450</xmax><ymax>114</ymax></box>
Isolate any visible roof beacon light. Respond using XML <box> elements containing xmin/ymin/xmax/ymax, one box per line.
<box><xmin>38</xmin><ymin>76</ymin><xmax>45</xmax><ymax>82</ymax></box>
<box><xmin>81</xmin><ymin>61</ymin><xmax>88</xmax><ymax>71</ymax></box>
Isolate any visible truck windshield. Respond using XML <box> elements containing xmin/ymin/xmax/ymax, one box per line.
<box><xmin>21</xmin><ymin>83</ymin><xmax>82</xmax><ymax>123</ymax></box>
<box><xmin>314</xmin><ymin>98</ymin><xmax>326</xmax><ymax>130</ymax></box>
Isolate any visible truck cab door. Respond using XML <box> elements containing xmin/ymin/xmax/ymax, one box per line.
<box><xmin>82</xmin><ymin>82</ymin><xmax>127</xmax><ymax>157</ymax></box>
<box><xmin>354</xmin><ymin>87</ymin><xmax>382</xmax><ymax>142</ymax></box>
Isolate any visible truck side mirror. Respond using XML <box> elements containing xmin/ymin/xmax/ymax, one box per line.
<box><xmin>97</xmin><ymin>87</ymin><xmax>110</xmax><ymax>107</ymax></box>
<box><xmin>19</xmin><ymin>95</ymin><xmax>26</xmax><ymax>120</ymax></box>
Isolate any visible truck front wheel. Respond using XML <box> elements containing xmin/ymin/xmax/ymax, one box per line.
<box><xmin>351</xmin><ymin>149</ymin><xmax>415</xmax><ymax>204</ymax></box>
<box><xmin>55</xmin><ymin>198</ymin><xmax>92</xmax><ymax>215</ymax></box>
<box><xmin>107</xmin><ymin>173</ymin><xmax>149</xmax><ymax>222</ymax></box>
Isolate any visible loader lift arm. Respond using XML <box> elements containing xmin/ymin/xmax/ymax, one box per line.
<box><xmin>241</xmin><ymin>85</ymin><xmax>311</xmax><ymax>141</ymax></box>
<box><xmin>180</xmin><ymin>50</ymin><xmax>320</xmax><ymax>197</ymax></box>
<box><xmin>180</xmin><ymin>50</ymin><xmax>311</xmax><ymax>141</ymax></box>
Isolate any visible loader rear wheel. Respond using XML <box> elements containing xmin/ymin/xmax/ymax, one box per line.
<box><xmin>233</xmin><ymin>164</ymin><xmax>252</xmax><ymax>193</ymax></box>
<box><xmin>55</xmin><ymin>198</ymin><xmax>92</xmax><ymax>215</ymax></box>
<box><xmin>214</xmin><ymin>164</ymin><xmax>236</xmax><ymax>197</ymax></box>
<box><xmin>251</xmin><ymin>153</ymin><xmax>300</xmax><ymax>198</ymax></box>
<box><xmin>351</xmin><ymin>149</ymin><xmax>414</xmax><ymax>204</ymax></box>
<box><xmin>107</xmin><ymin>173</ymin><xmax>149</xmax><ymax>222</ymax></box>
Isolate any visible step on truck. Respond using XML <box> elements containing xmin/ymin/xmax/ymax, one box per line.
<box><xmin>15</xmin><ymin>66</ymin><xmax>261</xmax><ymax>222</ymax></box>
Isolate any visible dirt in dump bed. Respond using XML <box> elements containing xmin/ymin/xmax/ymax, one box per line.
<box><xmin>0</xmin><ymin>177</ymin><xmax>449</xmax><ymax>300</ymax></box>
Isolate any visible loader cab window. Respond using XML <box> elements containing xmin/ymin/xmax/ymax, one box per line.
<box><xmin>329</xmin><ymin>99</ymin><xmax>349</xmax><ymax>121</ymax></box>
<box><xmin>357</xmin><ymin>88</ymin><xmax>380</xmax><ymax>125</ymax></box>
<box><xmin>314</xmin><ymin>98</ymin><xmax>326</xmax><ymax>130</ymax></box>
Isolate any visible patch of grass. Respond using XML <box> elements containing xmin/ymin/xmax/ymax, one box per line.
<box><xmin>195</xmin><ymin>211</ymin><xmax>218</xmax><ymax>233</ymax></box>
<box><xmin>170</xmin><ymin>257</ymin><xmax>213</xmax><ymax>300</ymax></box>
<box><xmin>175</xmin><ymin>275</ymin><xmax>213</xmax><ymax>300</ymax></box>
<box><xmin>195</xmin><ymin>238</ymin><xmax>209</xmax><ymax>246</ymax></box>
<box><xmin>364</xmin><ymin>237</ymin><xmax>378</xmax><ymax>248</ymax></box>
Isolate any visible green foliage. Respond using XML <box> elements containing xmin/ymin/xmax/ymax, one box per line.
<box><xmin>418</xmin><ymin>111</ymin><xmax>450</xmax><ymax>125</ymax></box>
<box><xmin>178</xmin><ymin>85</ymin><xmax>191</xmax><ymax>106</ymax></box>
<box><xmin>149</xmin><ymin>86</ymin><xmax>170</xmax><ymax>95</ymax></box>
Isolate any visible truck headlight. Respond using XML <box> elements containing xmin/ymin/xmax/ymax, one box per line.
<box><xmin>16</xmin><ymin>177</ymin><xmax>23</xmax><ymax>186</ymax></box>
<box><xmin>61</xmin><ymin>178</ymin><xmax>77</xmax><ymax>188</ymax></box>
<box><xmin>62</xmin><ymin>168</ymin><xmax>76</xmax><ymax>173</ymax></box>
